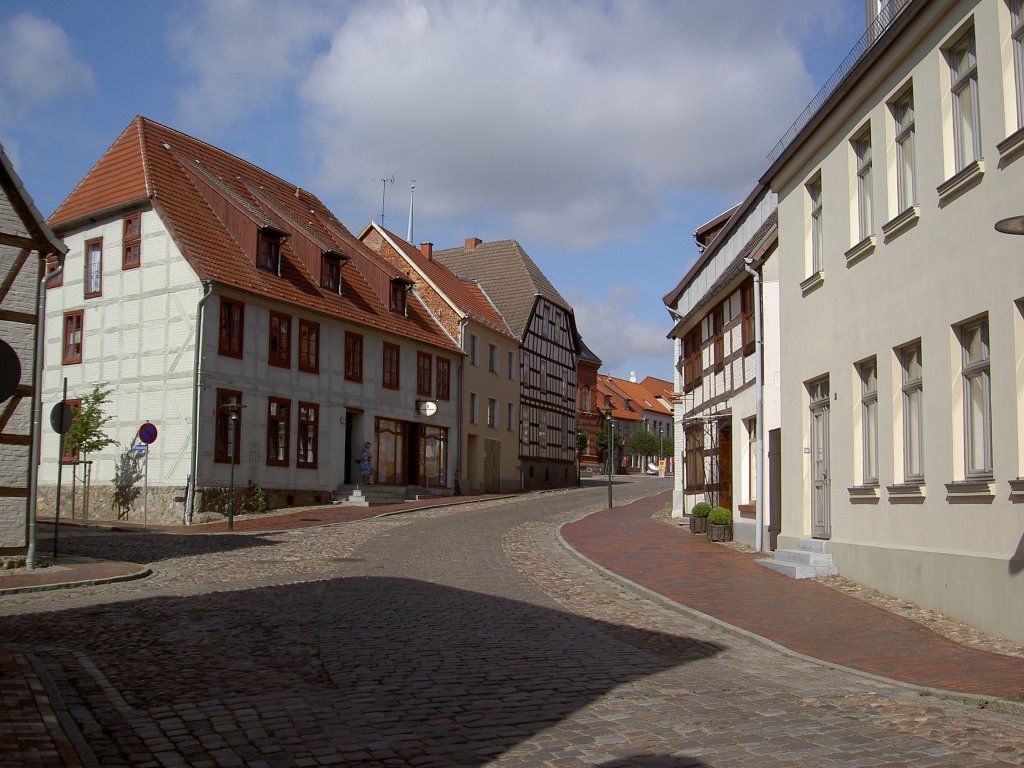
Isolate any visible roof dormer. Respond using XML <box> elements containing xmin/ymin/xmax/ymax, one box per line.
<box><xmin>320</xmin><ymin>249</ymin><xmax>348</xmax><ymax>294</ymax></box>
<box><xmin>389</xmin><ymin>277</ymin><xmax>412</xmax><ymax>316</ymax></box>
<box><xmin>257</xmin><ymin>226</ymin><xmax>288</xmax><ymax>275</ymax></box>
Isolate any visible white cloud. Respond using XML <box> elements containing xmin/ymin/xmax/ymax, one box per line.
<box><xmin>299</xmin><ymin>0</ymin><xmax>829</xmax><ymax>249</ymax></box>
<box><xmin>0</xmin><ymin>13</ymin><xmax>94</xmax><ymax>123</ymax></box>
<box><xmin>569</xmin><ymin>284</ymin><xmax>674</xmax><ymax>380</ymax></box>
<box><xmin>169</xmin><ymin>0</ymin><xmax>344</xmax><ymax>133</ymax></box>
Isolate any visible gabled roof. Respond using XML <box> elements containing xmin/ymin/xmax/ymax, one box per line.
<box><xmin>47</xmin><ymin>116</ymin><xmax>457</xmax><ymax>353</ymax></box>
<box><xmin>432</xmin><ymin>238</ymin><xmax>572</xmax><ymax>340</ymax></box>
<box><xmin>595</xmin><ymin>375</ymin><xmax>642</xmax><ymax>422</ymax></box>
<box><xmin>0</xmin><ymin>142</ymin><xmax>65</xmax><ymax>258</ymax></box>
<box><xmin>360</xmin><ymin>223</ymin><xmax>516</xmax><ymax>342</ymax></box>
<box><xmin>599</xmin><ymin>374</ymin><xmax>673</xmax><ymax>417</ymax></box>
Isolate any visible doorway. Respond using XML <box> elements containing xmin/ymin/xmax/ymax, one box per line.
<box><xmin>809</xmin><ymin>377</ymin><xmax>831</xmax><ymax>539</ymax></box>
<box><xmin>719</xmin><ymin>424</ymin><xmax>732</xmax><ymax>511</ymax></box>
<box><xmin>483</xmin><ymin>438</ymin><xmax>500</xmax><ymax>493</ymax></box>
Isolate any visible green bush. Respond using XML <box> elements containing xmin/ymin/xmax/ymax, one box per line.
<box><xmin>708</xmin><ymin>507</ymin><xmax>732</xmax><ymax>525</ymax></box>
<box><xmin>691</xmin><ymin>502</ymin><xmax>712</xmax><ymax>519</ymax></box>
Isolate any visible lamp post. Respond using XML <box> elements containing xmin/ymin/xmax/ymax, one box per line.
<box><xmin>227</xmin><ymin>401</ymin><xmax>240</xmax><ymax>531</ymax></box>
<box><xmin>606</xmin><ymin>412</ymin><xmax>613</xmax><ymax>508</ymax></box>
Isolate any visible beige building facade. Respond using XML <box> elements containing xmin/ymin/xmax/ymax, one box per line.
<box><xmin>767</xmin><ymin>0</ymin><xmax>1024</xmax><ymax>642</ymax></box>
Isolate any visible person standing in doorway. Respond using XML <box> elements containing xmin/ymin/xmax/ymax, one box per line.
<box><xmin>359</xmin><ymin>442</ymin><xmax>374</xmax><ymax>485</ymax></box>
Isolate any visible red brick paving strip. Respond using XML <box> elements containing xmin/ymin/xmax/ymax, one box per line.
<box><xmin>561</xmin><ymin>490</ymin><xmax>1024</xmax><ymax>699</ymax></box>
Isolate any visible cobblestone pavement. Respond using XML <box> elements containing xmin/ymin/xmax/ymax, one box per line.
<box><xmin>2</xmin><ymin>478</ymin><xmax>1023</xmax><ymax>767</ymax></box>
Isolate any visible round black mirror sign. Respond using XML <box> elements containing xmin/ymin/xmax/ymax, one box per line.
<box><xmin>0</xmin><ymin>340</ymin><xmax>20</xmax><ymax>404</ymax></box>
<box><xmin>50</xmin><ymin>402</ymin><xmax>74</xmax><ymax>434</ymax></box>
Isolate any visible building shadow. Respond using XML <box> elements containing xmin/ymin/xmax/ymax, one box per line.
<box><xmin>1011</xmin><ymin>530</ymin><xmax>1024</xmax><ymax>575</ymax></box>
<box><xmin>597</xmin><ymin>755</ymin><xmax>712</xmax><ymax>767</ymax></box>
<box><xmin>1</xmin><ymin>575</ymin><xmax>724</xmax><ymax>766</ymax></box>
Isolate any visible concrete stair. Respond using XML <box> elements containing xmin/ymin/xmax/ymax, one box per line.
<box><xmin>756</xmin><ymin>538</ymin><xmax>838</xmax><ymax>579</ymax></box>
<box><xmin>332</xmin><ymin>484</ymin><xmax>452</xmax><ymax>506</ymax></box>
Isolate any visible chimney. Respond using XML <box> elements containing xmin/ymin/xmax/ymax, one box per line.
<box><xmin>465</xmin><ymin>237</ymin><xmax>482</xmax><ymax>250</ymax></box>
<box><xmin>420</xmin><ymin>242</ymin><xmax>433</xmax><ymax>260</ymax></box>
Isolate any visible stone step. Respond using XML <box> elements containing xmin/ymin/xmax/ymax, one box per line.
<box><xmin>756</xmin><ymin>538</ymin><xmax>838</xmax><ymax>579</ymax></box>
<box><xmin>771</xmin><ymin>548</ymin><xmax>835</xmax><ymax>568</ymax></box>
<box><xmin>755</xmin><ymin>558</ymin><xmax>828</xmax><ymax>579</ymax></box>
<box><xmin>795</xmin><ymin>538</ymin><xmax>830</xmax><ymax>553</ymax></box>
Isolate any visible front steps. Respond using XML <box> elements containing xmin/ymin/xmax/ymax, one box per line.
<box><xmin>332</xmin><ymin>484</ymin><xmax>452</xmax><ymax>506</ymax></box>
<box><xmin>757</xmin><ymin>538</ymin><xmax>838</xmax><ymax>579</ymax></box>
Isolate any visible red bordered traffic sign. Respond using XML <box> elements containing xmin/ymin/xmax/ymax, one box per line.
<box><xmin>138</xmin><ymin>422</ymin><xmax>158</xmax><ymax>445</ymax></box>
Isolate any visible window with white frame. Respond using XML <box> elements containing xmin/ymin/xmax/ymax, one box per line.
<box><xmin>746</xmin><ymin>417</ymin><xmax>757</xmax><ymax>503</ymax></box>
<box><xmin>807</xmin><ymin>176</ymin><xmax>823</xmax><ymax>274</ymax></box>
<box><xmin>469</xmin><ymin>392</ymin><xmax>478</xmax><ymax>424</ymax></box>
<box><xmin>488</xmin><ymin>343</ymin><xmax>498</xmax><ymax>373</ymax></box>
<box><xmin>960</xmin><ymin>317</ymin><xmax>992</xmax><ymax>478</ymax></box>
<box><xmin>854</xmin><ymin>127</ymin><xmax>873</xmax><ymax>241</ymax></box>
<box><xmin>892</xmin><ymin>87</ymin><xmax>916</xmax><ymax>212</ymax></box>
<box><xmin>507</xmin><ymin>350</ymin><xmax>515</xmax><ymax>379</ymax></box>
<box><xmin>859</xmin><ymin>358</ymin><xmax>879</xmax><ymax>485</ymax></box>
<box><xmin>948</xmin><ymin>28</ymin><xmax>981</xmax><ymax>171</ymax></box>
<box><xmin>1012</xmin><ymin>0</ymin><xmax>1024</xmax><ymax>129</ymax></box>
<box><xmin>507</xmin><ymin>402</ymin><xmax>515</xmax><ymax>431</ymax></box>
<box><xmin>469</xmin><ymin>333</ymin><xmax>479</xmax><ymax>366</ymax></box>
<box><xmin>900</xmin><ymin>343</ymin><xmax>924</xmax><ymax>482</ymax></box>
<box><xmin>487</xmin><ymin>398</ymin><xmax>497</xmax><ymax>427</ymax></box>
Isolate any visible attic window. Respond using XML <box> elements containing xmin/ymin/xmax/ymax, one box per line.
<box><xmin>320</xmin><ymin>252</ymin><xmax>344</xmax><ymax>294</ymax></box>
<box><xmin>389</xmin><ymin>279</ymin><xmax>409</xmax><ymax>315</ymax></box>
<box><xmin>257</xmin><ymin>228</ymin><xmax>284</xmax><ymax>275</ymax></box>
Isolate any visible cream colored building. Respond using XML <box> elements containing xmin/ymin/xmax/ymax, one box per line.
<box><xmin>764</xmin><ymin>0</ymin><xmax>1024</xmax><ymax>642</ymax></box>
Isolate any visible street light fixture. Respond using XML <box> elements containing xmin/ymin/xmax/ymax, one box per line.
<box><xmin>606</xmin><ymin>412</ymin><xmax>613</xmax><ymax>509</ymax></box>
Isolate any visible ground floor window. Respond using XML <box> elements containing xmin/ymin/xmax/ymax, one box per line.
<box><xmin>419</xmin><ymin>426</ymin><xmax>448</xmax><ymax>488</ymax></box>
<box><xmin>376</xmin><ymin>417</ymin><xmax>405</xmax><ymax>485</ymax></box>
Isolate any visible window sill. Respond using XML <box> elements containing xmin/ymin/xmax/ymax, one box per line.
<box><xmin>887</xmin><ymin>482</ymin><xmax>925</xmax><ymax>502</ymax></box>
<box><xmin>800</xmin><ymin>270</ymin><xmax>824</xmax><ymax>296</ymax></box>
<box><xmin>844</xmin><ymin>236</ymin><xmax>875</xmax><ymax>267</ymax></box>
<box><xmin>848</xmin><ymin>485</ymin><xmax>879</xmax><ymax>502</ymax></box>
<box><xmin>996</xmin><ymin>126</ymin><xmax>1024</xmax><ymax>164</ymax></box>
<box><xmin>936</xmin><ymin>159</ymin><xmax>984</xmax><ymax>206</ymax></box>
<box><xmin>737</xmin><ymin>503</ymin><xmax>755</xmax><ymax>516</ymax></box>
<box><xmin>881</xmin><ymin>206</ymin><xmax>919</xmax><ymax>240</ymax></box>
<box><xmin>1009</xmin><ymin>478</ymin><xmax>1024</xmax><ymax>501</ymax></box>
<box><xmin>944</xmin><ymin>478</ymin><xmax>995</xmax><ymax>501</ymax></box>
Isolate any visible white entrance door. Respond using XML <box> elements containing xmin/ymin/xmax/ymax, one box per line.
<box><xmin>809</xmin><ymin>378</ymin><xmax>831</xmax><ymax>539</ymax></box>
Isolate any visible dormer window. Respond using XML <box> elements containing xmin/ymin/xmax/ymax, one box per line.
<box><xmin>320</xmin><ymin>251</ymin><xmax>345</xmax><ymax>293</ymax></box>
<box><xmin>389</xmin><ymin>279</ymin><xmax>409</xmax><ymax>315</ymax></box>
<box><xmin>257</xmin><ymin>227</ymin><xmax>284</xmax><ymax>274</ymax></box>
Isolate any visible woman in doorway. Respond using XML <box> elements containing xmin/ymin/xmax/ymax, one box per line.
<box><xmin>359</xmin><ymin>442</ymin><xmax>374</xmax><ymax>485</ymax></box>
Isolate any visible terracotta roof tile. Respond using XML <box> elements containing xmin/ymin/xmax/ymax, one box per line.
<box><xmin>48</xmin><ymin>116</ymin><xmax>458</xmax><ymax>353</ymax></box>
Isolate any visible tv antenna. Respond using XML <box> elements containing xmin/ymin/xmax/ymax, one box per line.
<box><xmin>372</xmin><ymin>176</ymin><xmax>395</xmax><ymax>227</ymax></box>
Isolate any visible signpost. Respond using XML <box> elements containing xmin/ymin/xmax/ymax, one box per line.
<box><xmin>137</xmin><ymin>422</ymin><xmax>157</xmax><ymax>527</ymax></box>
<box><xmin>49</xmin><ymin>378</ymin><xmax>72</xmax><ymax>558</ymax></box>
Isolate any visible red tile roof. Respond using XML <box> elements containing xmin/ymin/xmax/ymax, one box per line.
<box><xmin>48</xmin><ymin>117</ymin><xmax>458</xmax><ymax>353</ymax></box>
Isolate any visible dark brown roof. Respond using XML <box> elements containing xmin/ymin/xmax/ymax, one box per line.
<box><xmin>47</xmin><ymin>117</ymin><xmax>458</xmax><ymax>353</ymax></box>
<box><xmin>432</xmin><ymin>239</ymin><xmax>571</xmax><ymax>341</ymax></box>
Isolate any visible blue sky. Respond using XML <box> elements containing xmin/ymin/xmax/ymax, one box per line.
<box><xmin>0</xmin><ymin>0</ymin><xmax>865</xmax><ymax>382</ymax></box>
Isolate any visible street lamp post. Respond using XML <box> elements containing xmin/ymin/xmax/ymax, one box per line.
<box><xmin>606</xmin><ymin>412</ymin><xmax>613</xmax><ymax>509</ymax></box>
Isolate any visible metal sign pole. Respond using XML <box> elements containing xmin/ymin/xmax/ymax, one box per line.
<box><xmin>53</xmin><ymin>377</ymin><xmax>67</xmax><ymax>559</ymax></box>
<box><xmin>143</xmin><ymin>444</ymin><xmax>149</xmax><ymax>527</ymax></box>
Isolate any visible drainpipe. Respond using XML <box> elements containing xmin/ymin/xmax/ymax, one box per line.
<box><xmin>743</xmin><ymin>257</ymin><xmax>764</xmax><ymax>552</ymax></box>
<box><xmin>456</xmin><ymin>318</ymin><xmax>467</xmax><ymax>494</ymax></box>
<box><xmin>184</xmin><ymin>280</ymin><xmax>213</xmax><ymax>524</ymax></box>
<box><xmin>27</xmin><ymin>260</ymin><xmax>65</xmax><ymax>570</ymax></box>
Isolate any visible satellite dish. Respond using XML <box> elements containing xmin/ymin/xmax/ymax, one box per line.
<box><xmin>0</xmin><ymin>340</ymin><xmax>20</xmax><ymax>403</ymax></box>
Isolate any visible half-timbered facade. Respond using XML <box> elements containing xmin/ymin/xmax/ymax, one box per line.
<box><xmin>0</xmin><ymin>144</ymin><xmax>65</xmax><ymax>565</ymax></box>
<box><xmin>434</xmin><ymin>239</ymin><xmax>581</xmax><ymax>490</ymax></box>
<box><xmin>664</xmin><ymin>187</ymin><xmax>780</xmax><ymax>547</ymax></box>
<box><xmin>359</xmin><ymin>223</ymin><xmax>522</xmax><ymax>493</ymax></box>
<box><xmin>38</xmin><ymin>117</ymin><xmax>461</xmax><ymax>524</ymax></box>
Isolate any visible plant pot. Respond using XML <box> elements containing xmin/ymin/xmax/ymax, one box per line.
<box><xmin>707</xmin><ymin>523</ymin><xmax>733</xmax><ymax>542</ymax></box>
<box><xmin>690</xmin><ymin>516</ymin><xmax>707</xmax><ymax>534</ymax></box>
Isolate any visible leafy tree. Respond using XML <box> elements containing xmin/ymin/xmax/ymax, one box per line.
<box><xmin>65</xmin><ymin>385</ymin><xmax>116</xmax><ymax>522</ymax></box>
<box><xmin>628</xmin><ymin>429</ymin><xmax>661</xmax><ymax>459</ymax></box>
<box><xmin>111</xmin><ymin>445</ymin><xmax>143</xmax><ymax>521</ymax></box>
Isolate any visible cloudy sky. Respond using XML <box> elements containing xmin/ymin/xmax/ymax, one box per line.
<box><xmin>1</xmin><ymin>0</ymin><xmax>864</xmax><ymax>381</ymax></box>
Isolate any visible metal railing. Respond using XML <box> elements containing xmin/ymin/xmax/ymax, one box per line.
<box><xmin>767</xmin><ymin>0</ymin><xmax>912</xmax><ymax>166</ymax></box>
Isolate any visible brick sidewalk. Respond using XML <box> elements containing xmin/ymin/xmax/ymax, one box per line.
<box><xmin>560</xmin><ymin>489</ymin><xmax>1024</xmax><ymax>699</ymax></box>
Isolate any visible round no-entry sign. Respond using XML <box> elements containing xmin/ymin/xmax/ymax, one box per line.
<box><xmin>138</xmin><ymin>422</ymin><xmax>158</xmax><ymax>445</ymax></box>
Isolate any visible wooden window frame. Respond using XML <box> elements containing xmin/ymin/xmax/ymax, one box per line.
<box><xmin>214</xmin><ymin>389</ymin><xmax>242</xmax><ymax>464</ymax></box>
<box><xmin>683</xmin><ymin>328</ymin><xmax>702</xmax><ymax>391</ymax></box>
<box><xmin>269</xmin><ymin>311</ymin><xmax>291</xmax><ymax>368</ymax></box>
<box><xmin>266</xmin><ymin>397</ymin><xmax>291</xmax><ymax>467</ymax></box>
<box><xmin>218</xmin><ymin>298</ymin><xmax>244</xmax><ymax>359</ymax></box>
<box><xmin>383</xmin><ymin>342</ymin><xmax>400</xmax><ymax>390</ymax></box>
<box><xmin>84</xmin><ymin>238</ymin><xmax>102</xmax><ymax>298</ymax></box>
<box><xmin>257</xmin><ymin>230</ymin><xmax>281</xmax><ymax>274</ymax></box>
<box><xmin>320</xmin><ymin>254</ymin><xmax>342</xmax><ymax>293</ymax></box>
<box><xmin>741</xmin><ymin>280</ymin><xmax>755</xmax><ymax>355</ymax></box>
<box><xmin>345</xmin><ymin>331</ymin><xmax>363</xmax><ymax>382</ymax></box>
<box><xmin>62</xmin><ymin>310</ymin><xmax>83</xmax><ymax>364</ymax></box>
<box><xmin>389</xmin><ymin>280</ymin><xmax>408</xmax><ymax>315</ymax></box>
<box><xmin>416</xmin><ymin>351</ymin><xmax>432</xmax><ymax>397</ymax></box>
<box><xmin>436</xmin><ymin>356</ymin><xmax>451</xmax><ymax>400</ymax></box>
<box><xmin>712</xmin><ymin>306</ymin><xmax>724</xmax><ymax>371</ymax></box>
<box><xmin>45</xmin><ymin>252</ymin><xmax>63</xmax><ymax>288</ymax></box>
<box><xmin>297</xmin><ymin>402</ymin><xmax>319</xmax><ymax>469</ymax></box>
<box><xmin>298</xmin><ymin>319</ymin><xmax>320</xmax><ymax>374</ymax></box>
<box><xmin>122</xmin><ymin>213</ymin><xmax>141</xmax><ymax>270</ymax></box>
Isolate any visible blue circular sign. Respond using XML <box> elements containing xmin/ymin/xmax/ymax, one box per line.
<box><xmin>138</xmin><ymin>422</ymin><xmax>158</xmax><ymax>445</ymax></box>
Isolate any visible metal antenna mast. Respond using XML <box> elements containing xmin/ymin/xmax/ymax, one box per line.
<box><xmin>407</xmin><ymin>181</ymin><xmax>415</xmax><ymax>243</ymax></box>
<box><xmin>372</xmin><ymin>176</ymin><xmax>394</xmax><ymax>227</ymax></box>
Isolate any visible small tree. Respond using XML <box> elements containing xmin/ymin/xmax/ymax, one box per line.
<box><xmin>111</xmin><ymin>446</ymin><xmax>144</xmax><ymax>520</ymax></box>
<box><xmin>628</xmin><ymin>429</ymin><xmax>661</xmax><ymax>459</ymax></box>
<box><xmin>65</xmin><ymin>385</ymin><xmax>116</xmax><ymax>522</ymax></box>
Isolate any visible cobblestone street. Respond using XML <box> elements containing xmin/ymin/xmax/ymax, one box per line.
<box><xmin>2</xmin><ymin>479</ymin><xmax>1023</xmax><ymax>767</ymax></box>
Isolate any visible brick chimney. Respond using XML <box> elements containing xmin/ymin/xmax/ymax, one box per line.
<box><xmin>420</xmin><ymin>242</ymin><xmax>433</xmax><ymax>260</ymax></box>
<box><xmin>465</xmin><ymin>237</ymin><xmax>482</xmax><ymax>250</ymax></box>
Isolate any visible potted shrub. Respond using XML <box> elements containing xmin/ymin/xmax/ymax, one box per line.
<box><xmin>706</xmin><ymin>506</ymin><xmax>733</xmax><ymax>542</ymax></box>
<box><xmin>689</xmin><ymin>502</ymin><xmax>711</xmax><ymax>534</ymax></box>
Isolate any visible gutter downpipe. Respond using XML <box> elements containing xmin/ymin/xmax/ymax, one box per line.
<box><xmin>184</xmin><ymin>280</ymin><xmax>213</xmax><ymax>524</ymax></box>
<box><xmin>456</xmin><ymin>317</ymin><xmax>468</xmax><ymax>495</ymax></box>
<box><xmin>27</xmin><ymin>260</ymin><xmax>65</xmax><ymax>570</ymax></box>
<box><xmin>743</xmin><ymin>257</ymin><xmax>764</xmax><ymax>553</ymax></box>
